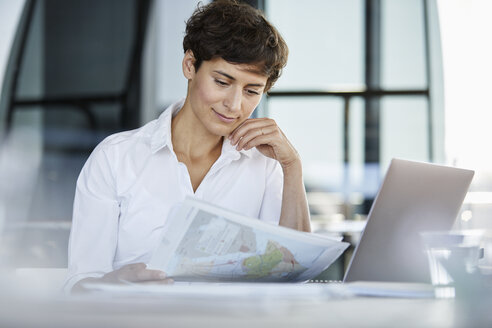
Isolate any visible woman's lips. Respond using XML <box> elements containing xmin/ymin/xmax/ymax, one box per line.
<box><xmin>212</xmin><ymin>109</ymin><xmax>236</xmax><ymax>123</ymax></box>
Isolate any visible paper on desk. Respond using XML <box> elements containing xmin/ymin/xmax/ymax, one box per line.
<box><xmin>149</xmin><ymin>197</ymin><xmax>349</xmax><ymax>283</ymax></box>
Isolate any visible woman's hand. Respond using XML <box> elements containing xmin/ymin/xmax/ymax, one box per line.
<box><xmin>228</xmin><ymin>118</ymin><xmax>300</xmax><ymax>169</ymax></box>
<box><xmin>72</xmin><ymin>263</ymin><xmax>173</xmax><ymax>293</ymax></box>
<box><xmin>100</xmin><ymin>263</ymin><xmax>172</xmax><ymax>284</ymax></box>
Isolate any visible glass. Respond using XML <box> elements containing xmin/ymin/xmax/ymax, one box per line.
<box><xmin>381</xmin><ymin>0</ymin><xmax>427</xmax><ymax>90</ymax></box>
<box><xmin>266</xmin><ymin>0</ymin><xmax>364</xmax><ymax>90</ymax></box>
<box><xmin>420</xmin><ymin>230</ymin><xmax>484</xmax><ymax>298</ymax></box>
<box><xmin>478</xmin><ymin>230</ymin><xmax>492</xmax><ymax>275</ymax></box>
<box><xmin>380</xmin><ymin>96</ymin><xmax>429</xmax><ymax>169</ymax></box>
<box><xmin>267</xmin><ymin>97</ymin><xmax>344</xmax><ymax>191</ymax></box>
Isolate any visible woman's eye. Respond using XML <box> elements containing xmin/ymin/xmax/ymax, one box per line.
<box><xmin>246</xmin><ymin>89</ymin><xmax>259</xmax><ymax>95</ymax></box>
<box><xmin>215</xmin><ymin>79</ymin><xmax>227</xmax><ymax>86</ymax></box>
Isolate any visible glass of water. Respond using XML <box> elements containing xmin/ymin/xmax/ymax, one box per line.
<box><xmin>420</xmin><ymin>230</ymin><xmax>484</xmax><ymax>298</ymax></box>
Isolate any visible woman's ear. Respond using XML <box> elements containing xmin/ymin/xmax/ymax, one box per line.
<box><xmin>182</xmin><ymin>50</ymin><xmax>196</xmax><ymax>80</ymax></box>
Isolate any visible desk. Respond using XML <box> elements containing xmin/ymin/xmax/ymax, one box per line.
<box><xmin>0</xmin><ymin>283</ymin><xmax>488</xmax><ymax>328</ymax></box>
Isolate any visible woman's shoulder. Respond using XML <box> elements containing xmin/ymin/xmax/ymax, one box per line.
<box><xmin>94</xmin><ymin>120</ymin><xmax>158</xmax><ymax>156</ymax></box>
<box><xmin>103</xmin><ymin>122</ymin><xmax>155</xmax><ymax>147</ymax></box>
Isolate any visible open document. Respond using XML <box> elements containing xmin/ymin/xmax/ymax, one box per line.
<box><xmin>148</xmin><ymin>197</ymin><xmax>350</xmax><ymax>283</ymax></box>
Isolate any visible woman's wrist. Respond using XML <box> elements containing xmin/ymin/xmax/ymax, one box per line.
<box><xmin>281</xmin><ymin>157</ymin><xmax>302</xmax><ymax>176</ymax></box>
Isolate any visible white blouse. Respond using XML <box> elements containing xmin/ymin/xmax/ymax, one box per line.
<box><xmin>64</xmin><ymin>100</ymin><xmax>283</xmax><ymax>290</ymax></box>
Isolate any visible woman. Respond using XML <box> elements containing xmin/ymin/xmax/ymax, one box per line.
<box><xmin>65</xmin><ymin>0</ymin><xmax>310</xmax><ymax>292</ymax></box>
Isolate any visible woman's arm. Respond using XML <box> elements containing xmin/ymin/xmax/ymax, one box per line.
<box><xmin>66</xmin><ymin>142</ymin><xmax>173</xmax><ymax>292</ymax></box>
<box><xmin>279</xmin><ymin>159</ymin><xmax>311</xmax><ymax>232</ymax></box>
<box><xmin>229</xmin><ymin>118</ymin><xmax>311</xmax><ymax>232</ymax></box>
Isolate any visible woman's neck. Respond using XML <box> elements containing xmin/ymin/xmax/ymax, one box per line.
<box><xmin>171</xmin><ymin>101</ymin><xmax>223</xmax><ymax>160</ymax></box>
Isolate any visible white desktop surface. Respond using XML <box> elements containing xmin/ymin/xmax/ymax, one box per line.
<box><xmin>0</xmin><ymin>282</ymin><xmax>482</xmax><ymax>328</ymax></box>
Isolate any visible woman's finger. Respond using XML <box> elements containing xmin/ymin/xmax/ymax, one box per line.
<box><xmin>125</xmin><ymin>263</ymin><xmax>147</xmax><ymax>271</ymax></box>
<box><xmin>128</xmin><ymin>269</ymin><xmax>168</xmax><ymax>282</ymax></box>
<box><xmin>242</xmin><ymin>132</ymin><xmax>279</xmax><ymax>151</ymax></box>
<box><xmin>229</xmin><ymin>118</ymin><xmax>275</xmax><ymax>144</ymax></box>
<box><xmin>114</xmin><ymin>263</ymin><xmax>168</xmax><ymax>282</ymax></box>
<box><xmin>236</xmin><ymin>125</ymin><xmax>278</xmax><ymax>150</ymax></box>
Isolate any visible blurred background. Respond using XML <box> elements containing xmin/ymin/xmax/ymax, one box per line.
<box><xmin>0</xmin><ymin>0</ymin><xmax>491</xmax><ymax>280</ymax></box>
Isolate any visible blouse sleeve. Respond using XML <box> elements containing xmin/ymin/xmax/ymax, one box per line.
<box><xmin>63</xmin><ymin>142</ymin><xmax>120</xmax><ymax>292</ymax></box>
<box><xmin>258</xmin><ymin>159</ymin><xmax>283</xmax><ymax>225</ymax></box>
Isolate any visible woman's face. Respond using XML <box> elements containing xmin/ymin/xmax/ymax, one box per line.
<box><xmin>184</xmin><ymin>53</ymin><xmax>268</xmax><ymax>137</ymax></box>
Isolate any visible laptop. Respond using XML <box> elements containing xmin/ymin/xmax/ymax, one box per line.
<box><xmin>343</xmin><ymin>158</ymin><xmax>474</xmax><ymax>283</ymax></box>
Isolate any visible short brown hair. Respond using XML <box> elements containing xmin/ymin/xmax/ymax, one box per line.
<box><xmin>183</xmin><ymin>0</ymin><xmax>288</xmax><ymax>92</ymax></box>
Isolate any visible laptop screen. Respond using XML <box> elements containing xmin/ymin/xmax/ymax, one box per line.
<box><xmin>344</xmin><ymin>159</ymin><xmax>474</xmax><ymax>283</ymax></box>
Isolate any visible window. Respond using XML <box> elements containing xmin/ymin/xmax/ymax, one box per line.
<box><xmin>265</xmin><ymin>0</ymin><xmax>443</xmax><ymax>214</ymax></box>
